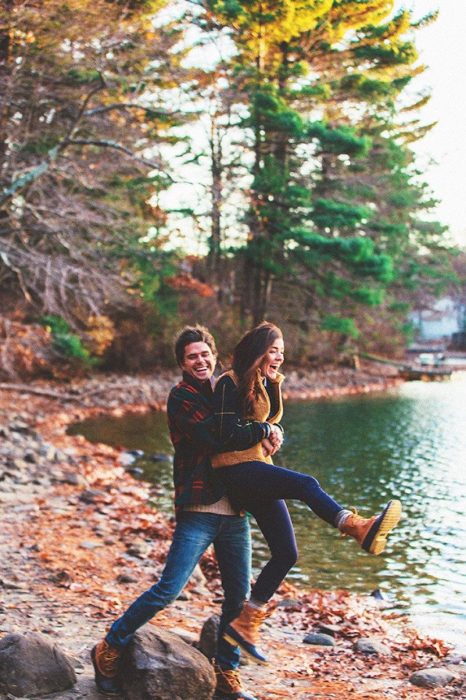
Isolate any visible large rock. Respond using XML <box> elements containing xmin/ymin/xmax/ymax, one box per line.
<box><xmin>121</xmin><ymin>627</ymin><xmax>216</xmax><ymax>700</ymax></box>
<box><xmin>410</xmin><ymin>667</ymin><xmax>457</xmax><ymax>689</ymax></box>
<box><xmin>354</xmin><ymin>638</ymin><xmax>390</xmax><ymax>656</ymax></box>
<box><xmin>198</xmin><ymin>615</ymin><xmax>220</xmax><ymax>660</ymax></box>
<box><xmin>0</xmin><ymin>632</ymin><xmax>76</xmax><ymax>697</ymax></box>
<box><xmin>303</xmin><ymin>632</ymin><xmax>335</xmax><ymax>647</ymax></box>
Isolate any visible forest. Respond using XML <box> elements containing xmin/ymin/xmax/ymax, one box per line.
<box><xmin>1</xmin><ymin>0</ymin><xmax>465</xmax><ymax>378</ymax></box>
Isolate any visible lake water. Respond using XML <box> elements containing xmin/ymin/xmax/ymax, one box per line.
<box><xmin>69</xmin><ymin>373</ymin><xmax>466</xmax><ymax>651</ymax></box>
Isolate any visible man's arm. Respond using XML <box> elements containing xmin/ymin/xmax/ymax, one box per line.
<box><xmin>213</xmin><ymin>374</ymin><xmax>270</xmax><ymax>450</ymax></box>
<box><xmin>168</xmin><ymin>382</ymin><xmax>268</xmax><ymax>453</ymax></box>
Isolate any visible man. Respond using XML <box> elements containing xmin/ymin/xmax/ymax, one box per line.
<box><xmin>91</xmin><ymin>325</ymin><xmax>274</xmax><ymax>700</ymax></box>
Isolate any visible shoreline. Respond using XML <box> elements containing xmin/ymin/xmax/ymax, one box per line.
<box><xmin>1</xmin><ymin>369</ymin><xmax>465</xmax><ymax>698</ymax></box>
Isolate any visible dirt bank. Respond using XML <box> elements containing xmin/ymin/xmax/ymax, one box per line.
<box><xmin>1</xmin><ymin>370</ymin><xmax>464</xmax><ymax>699</ymax></box>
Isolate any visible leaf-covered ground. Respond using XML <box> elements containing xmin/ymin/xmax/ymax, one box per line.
<box><xmin>1</xmin><ymin>380</ymin><xmax>464</xmax><ymax>699</ymax></box>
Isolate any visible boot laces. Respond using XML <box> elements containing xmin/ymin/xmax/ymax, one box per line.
<box><xmin>214</xmin><ymin>664</ymin><xmax>242</xmax><ymax>693</ymax></box>
<box><xmin>248</xmin><ymin>606</ymin><xmax>271</xmax><ymax>641</ymax></box>
<box><xmin>96</xmin><ymin>641</ymin><xmax>121</xmax><ymax>677</ymax></box>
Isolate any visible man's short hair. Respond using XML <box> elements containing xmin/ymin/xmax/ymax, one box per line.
<box><xmin>174</xmin><ymin>325</ymin><xmax>218</xmax><ymax>366</ymax></box>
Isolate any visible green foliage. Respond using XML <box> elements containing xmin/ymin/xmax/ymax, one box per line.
<box><xmin>321</xmin><ymin>315</ymin><xmax>360</xmax><ymax>339</ymax></box>
<box><xmin>307</xmin><ymin>122</ymin><xmax>371</xmax><ymax>156</ymax></box>
<box><xmin>311</xmin><ymin>198</ymin><xmax>372</xmax><ymax>230</ymax></box>
<box><xmin>66</xmin><ymin>68</ymin><xmax>102</xmax><ymax>83</ymax></box>
<box><xmin>40</xmin><ymin>316</ymin><xmax>93</xmax><ymax>364</ymax></box>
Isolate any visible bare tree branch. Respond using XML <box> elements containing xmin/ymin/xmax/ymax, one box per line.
<box><xmin>83</xmin><ymin>102</ymin><xmax>179</xmax><ymax>119</ymax></box>
<box><xmin>65</xmin><ymin>138</ymin><xmax>163</xmax><ymax>170</ymax></box>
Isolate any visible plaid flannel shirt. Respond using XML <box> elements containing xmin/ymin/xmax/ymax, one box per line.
<box><xmin>167</xmin><ymin>372</ymin><xmax>268</xmax><ymax>514</ymax></box>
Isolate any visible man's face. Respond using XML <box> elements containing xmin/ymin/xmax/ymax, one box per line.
<box><xmin>180</xmin><ymin>341</ymin><xmax>216</xmax><ymax>382</ymax></box>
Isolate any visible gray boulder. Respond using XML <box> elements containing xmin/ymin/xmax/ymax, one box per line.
<box><xmin>121</xmin><ymin>627</ymin><xmax>216</xmax><ymax>700</ymax></box>
<box><xmin>410</xmin><ymin>667</ymin><xmax>457</xmax><ymax>689</ymax></box>
<box><xmin>199</xmin><ymin>615</ymin><xmax>220</xmax><ymax>660</ymax></box>
<box><xmin>303</xmin><ymin>632</ymin><xmax>335</xmax><ymax>647</ymax></box>
<box><xmin>354</xmin><ymin>638</ymin><xmax>390</xmax><ymax>656</ymax></box>
<box><xmin>0</xmin><ymin>632</ymin><xmax>76</xmax><ymax>697</ymax></box>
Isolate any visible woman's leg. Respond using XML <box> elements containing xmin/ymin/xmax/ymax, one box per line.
<box><xmin>246</xmin><ymin>499</ymin><xmax>298</xmax><ymax>603</ymax></box>
<box><xmin>222</xmin><ymin>499</ymin><xmax>297</xmax><ymax>664</ymax></box>
<box><xmin>219</xmin><ymin>461</ymin><xmax>401</xmax><ymax>556</ymax></box>
<box><xmin>220</xmin><ymin>460</ymin><xmax>343</xmax><ymax>526</ymax></box>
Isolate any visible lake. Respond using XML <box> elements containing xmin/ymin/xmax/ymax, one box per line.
<box><xmin>69</xmin><ymin>372</ymin><xmax>466</xmax><ymax>651</ymax></box>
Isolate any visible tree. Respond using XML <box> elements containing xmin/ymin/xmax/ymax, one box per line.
<box><xmin>199</xmin><ymin>0</ymin><xmax>451</xmax><ymax>343</ymax></box>
<box><xmin>0</xmin><ymin>0</ymin><xmax>188</xmax><ymax>333</ymax></box>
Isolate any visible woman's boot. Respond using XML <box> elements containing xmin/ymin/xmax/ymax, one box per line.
<box><xmin>223</xmin><ymin>602</ymin><xmax>271</xmax><ymax>664</ymax></box>
<box><xmin>339</xmin><ymin>499</ymin><xmax>401</xmax><ymax>555</ymax></box>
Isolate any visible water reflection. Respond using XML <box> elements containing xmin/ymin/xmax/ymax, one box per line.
<box><xmin>68</xmin><ymin>373</ymin><xmax>466</xmax><ymax>649</ymax></box>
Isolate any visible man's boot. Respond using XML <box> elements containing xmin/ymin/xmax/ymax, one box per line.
<box><xmin>223</xmin><ymin>602</ymin><xmax>271</xmax><ymax>664</ymax></box>
<box><xmin>339</xmin><ymin>499</ymin><xmax>402</xmax><ymax>555</ymax></box>
<box><xmin>213</xmin><ymin>660</ymin><xmax>257</xmax><ymax>700</ymax></box>
<box><xmin>91</xmin><ymin>639</ymin><xmax>122</xmax><ymax>695</ymax></box>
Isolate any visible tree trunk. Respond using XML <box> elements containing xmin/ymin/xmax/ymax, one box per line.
<box><xmin>0</xmin><ymin>1</ymin><xmax>13</xmax><ymax>172</ymax></box>
<box><xmin>208</xmin><ymin>113</ymin><xmax>222</xmax><ymax>282</ymax></box>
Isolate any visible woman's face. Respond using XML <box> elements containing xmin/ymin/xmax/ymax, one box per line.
<box><xmin>260</xmin><ymin>336</ymin><xmax>284</xmax><ymax>380</ymax></box>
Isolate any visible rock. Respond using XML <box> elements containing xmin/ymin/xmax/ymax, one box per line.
<box><xmin>116</xmin><ymin>572</ymin><xmax>138</xmax><ymax>584</ymax></box>
<box><xmin>126</xmin><ymin>466</ymin><xmax>145</xmax><ymax>477</ymax></box>
<box><xmin>10</xmin><ymin>421</ymin><xmax>30</xmax><ymax>433</ymax></box>
<box><xmin>303</xmin><ymin>632</ymin><xmax>335</xmax><ymax>647</ymax></box>
<box><xmin>316</xmin><ymin>622</ymin><xmax>340</xmax><ymax>637</ymax></box>
<box><xmin>126</xmin><ymin>540</ymin><xmax>152</xmax><ymax>559</ymax></box>
<box><xmin>277</xmin><ymin>598</ymin><xmax>301</xmax><ymax>610</ymax></box>
<box><xmin>79</xmin><ymin>488</ymin><xmax>106</xmax><ymax>503</ymax></box>
<box><xmin>79</xmin><ymin>541</ymin><xmax>102</xmax><ymax>550</ymax></box>
<box><xmin>59</xmin><ymin>471</ymin><xmax>88</xmax><ymax>487</ymax></box>
<box><xmin>410</xmin><ymin>667</ymin><xmax>457</xmax><ymax>689</ymax></box>
<box><xmin>148</xmin><ymin>452</ymin><xmax>173</xmax><ymax>463</ymax></box>
<box><xmin>199</xmin><ymin>615</ymin><xmax>220</xmax><ymax>659</ymax></box>
<box><xmin>354</xmin><ymin>638</ymin><xmax>390</xmax><ymax>656</ymax></box>
<box><xmin>0</xmin><ymin>632</ymin><xmax>76</xmax><ymax>696</ymax></box>
<box><xmin>121</xmin><ymin>627</ymin><xmax>216</xmax><ymax>700</ymax></box>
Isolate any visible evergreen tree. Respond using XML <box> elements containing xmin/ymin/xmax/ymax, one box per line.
<box><xmin>200</xmin><ymin>0</ymin><xmax>451</xmax><ymax>344</ymax></box>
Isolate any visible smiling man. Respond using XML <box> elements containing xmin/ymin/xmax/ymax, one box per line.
<box><xmin>91</xmin><ymin>325</ymin><xmax>273</xmax><ymax>700</ymax></box>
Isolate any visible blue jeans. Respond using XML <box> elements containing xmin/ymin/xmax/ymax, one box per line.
<box><xmin>106</xmin><ymin>511</ymin><xmax>251</xmax><ymax>670</ymax></box>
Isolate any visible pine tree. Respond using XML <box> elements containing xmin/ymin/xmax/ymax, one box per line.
<box><xmin>200</xmin><ymin>0</ymin><xmax>450</xmax><ymax>344</ymax></box>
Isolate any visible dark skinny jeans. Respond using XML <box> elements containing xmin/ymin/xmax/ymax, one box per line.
<box><xmin>218</xmin><ymin>460</ymin><xmax>344</xmax><ymax>603</ymax></box>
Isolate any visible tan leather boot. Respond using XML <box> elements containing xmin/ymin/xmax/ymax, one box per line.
<box><xmin>91</xmin><ymin>639</ymin><xmax>122</xmax><ymax>695</ymax></box>
<box><xmin>213</xmin><ymin>660</ymin><xmax>257</xmax><ymax>699</ymax></box>
<box><xmin>223</xmin><ymin>602</ymin><xmax>271</xmax><ymax>664</ymax></box>
<box><xmin>339</xmin><ymin>499</ymin><xmax>401</xmax><ymax>555</ymax></box>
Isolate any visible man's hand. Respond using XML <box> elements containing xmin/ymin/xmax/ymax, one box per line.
<box><xmin>261</xmin><ymin>437</ymin><xmax>275</xmax><ymax>457</ymax></box>
<box><xmin>269</xmin><ymin>425</ymin><xmax>283</xmax><ymax>452</ymax></box>
<box><xmin>261</xmin><ymin>426</ymin><xmax>283</xmax><ymax>457</ymax></box>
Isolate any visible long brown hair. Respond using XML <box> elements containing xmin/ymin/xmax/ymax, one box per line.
<box><xmin>232</xmin><ymin>322</ymin><xmax>282</xmax><ymax>416</ymax></box>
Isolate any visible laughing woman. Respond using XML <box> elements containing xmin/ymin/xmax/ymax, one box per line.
<box><xmin>212</xmin><ymin>321</ymin><xmax>401</xmax><ymax>664</ymax></box>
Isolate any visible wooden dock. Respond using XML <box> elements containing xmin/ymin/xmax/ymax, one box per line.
<box><xmin>358</xmin><ymin>352</ymin><xmax>453</xmax><ymax>382</ymax></box>
<box><xmin>398</xmin><ymin>367</ymin><xmax>452</xmax><ymax>381</ymax></box>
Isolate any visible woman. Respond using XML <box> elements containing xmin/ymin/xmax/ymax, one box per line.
<box><xmin>212</xmin><ymin>321</ymin><xmax>401</xmax><ymax>664</ymax></box>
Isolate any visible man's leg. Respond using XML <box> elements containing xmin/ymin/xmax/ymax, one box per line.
<box><xmin>107</xmin><ymin>512</ymin><xmax>218</xmax><ymax>646</ymax></box>
<box><xmin>213</xmin><ymin>514</ymin><xmax>251</xmax><ymax>669</ymax></box>
<box><xmin>213</xmin><ymin>514</ymin><xmax>257</xmax><ymax>700</ymax></box>
<box><xmin>92</xmin><ymin>512</ymin><xmax>218</xmax><ymax>693</ymax></box>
